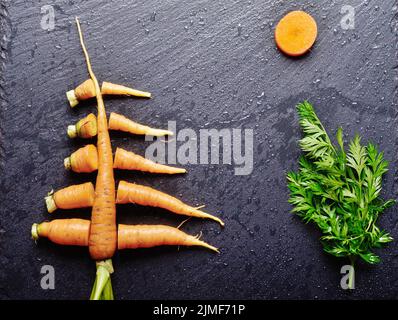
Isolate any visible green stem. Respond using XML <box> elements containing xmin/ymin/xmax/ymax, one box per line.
<box><xmin>348</xmin><ymin>256</ymin><xmax>355</xmax><ymax>290</ymax></box>
<box><xmin>90</xmin><ymin>259</ymin><xmax>114</xmax><ymax>300</ymax></box>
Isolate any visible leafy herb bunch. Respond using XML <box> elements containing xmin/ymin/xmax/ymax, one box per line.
<box><xmin>287</xmin><ymin>102</ymin><xmax>394</xmax><ymax>267</ymax></box>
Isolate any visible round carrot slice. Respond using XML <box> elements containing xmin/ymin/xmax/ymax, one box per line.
<box><xmin>275</xmin><ymin>11</ymin><xmax>318</xmax><ymax>57</ymax></box>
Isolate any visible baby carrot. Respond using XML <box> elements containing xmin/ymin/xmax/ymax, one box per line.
<box><xmin>76</xmin><ymin>17</ymin><xmax>117</xmax><ymax>260</ymax></box>
<box><xmin>275</xmin><ymin>11</ymin><xmax>318</xmax><ymax>57</ymax></box>
<box><xmin>118</xmin><ymin>224</ymin><xmax>219</xmax><ymax>252</ymax></box>
<box><xmin>66</xmin><ymin>79</ymin><xmax>96</xmax><ymax>108</ymax></box>
<box><xmin>67</xmin><ymin>113</ymin><xmax>97</xmax><ymax>139</ymax></box>
<box><xmin>66</xmin><ymin>79</ymin><xmax>151</xmax><ymax>108</ymax></box>
<box><xmin>116</xmin><ymin>181</ymin><xmax>224</xmax><ymax>226</ymax></box>
<box><xmin>102</xmin><ymin>82</ymin><xmax>151</xmax><ymax>98</ymax></box>
<box><xmin>32</xmin><ymin>219</ymin><xmax>90</xmax><ymax>246</ymax></box>
<box><xmin>45</xmin><ymin>182</ymin><xmax>95</xmax><ymax>213</ymax></box>
<box><xmin>114</xmin><ymin>147</ymin><xmax>186</xmax><ymax>174</ymax></box>
<box><xmin>108</xmin><ymin>112</ymin><xmax>173</xmax><ymax>137</ymax></box>
<box><xmin>65</xmin><ymin>144</ymin><xmax>98</xmax><ymax>173</ymax></box>
<box><xmin>31</xmin><ymin>219</ymin><xmax>218</xmax><ymax>252</ymax></box>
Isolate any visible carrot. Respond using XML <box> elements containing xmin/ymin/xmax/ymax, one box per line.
<box><xmin>66</xmin><ymin>79</ymin><xmax>151</xmax><ymax>108</ymax></box>
<box><xmin>275</xmin><ymin>11</ymin><xmax>318</xmax><ymax>57</ymax></box>
<box><xmin>118</xmin><ymin>224</ymin><xmax>219</xmax><ymax>252</ymax></box>
<box><xmin>116</xmin><ymin>181</ymin><xmax>224</xmax><ymax>226</ymax></box>
<box><xmin>67</xmin><ymin>113</ymin><xmax>97</xmax><ymax>139</ymax></box>
<box><xmin>76</xmin><ymin>17</ymin><xmax>117</xmax><ymax>260</ymax></box>
<box><xmin>32</xmin><ymin>219</ymin><xmax>90</xmax><ymax>246</ymax></box>
<box><xmin>31</xmin><ymin>219</ymin><xmax>218</xmax><ymax>252</ymax></box>
<box><xmin>45</xmin><ymin>182</ymin><xmax>95</xmax><ymax>213</ymax></box>
<box><xmin>102</xmin><ymin>81</ymin><xmax>151</xmax><ymax>99</ymax></box>
<box><xmin>66</xmin><ymin>79</ymin><xmax>96</xmax><ymax>108</ymax></box>
<box><xmin>108</xmin><ymin>112</ymin><xmax>173</xmax><ymax>137</ymax></box>
<box><xmin>114</xmin><ymin>147</ymin><xmax>186</xmax><ymax>174</ymax></box>
<box><xmin>64</xmin><ymin>144</ymin><xmax>98</xmax><ymax>173</ymax></box>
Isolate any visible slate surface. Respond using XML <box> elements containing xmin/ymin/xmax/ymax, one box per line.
<box><xmin>0</xmin><ymin>0</ymin><xmax>397</xmax><ymax>300</ymax></box>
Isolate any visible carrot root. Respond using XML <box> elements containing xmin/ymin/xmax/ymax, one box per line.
<box><xmin>65</xmin><ymin>144</ymin><xmax>98</xmax><ymax>173</ymax></box>
<box><xmin>113</xmin><ymin>147</ymin><xmax>186</xmax><ymax>174</ymax></box>
<box><xmin>116</xmin><ymin>181</ymin><xmax>224</xmax><ymax>226</ymax></box>
<box><xmin>66</xmin><ymin>79</ymin><xmax>96</xmax><ymax>108</ymax></box>
<box><xmin>67</xmin><ymin>113</ymin><xmax>97</xmax><ymax>139</ymax></box>
<box><xmin>45</xmin><ymin>182</ymin><xmax>95</xmax><ymax>213</ymax></box>
<box><xmin>108</xmin><ymin>112</ymin><xmax>173</xmax><ymax>137</ymax></box>
<box><xmin>118</xmin><ymin>224</ymin><xmax>219</xmax><ymax>253</ymax></box>
<box><xmin>33</xmin><ymin>219</ymin><xmax>218</xmax><ymax>253</ymax></box>
<box><xmin>102</xmin><ymin>81</ymin><xmax>151</xmax><ymax>98</ymax></box>
<box><xmin>76</xmin><ymin>17</ymin><xmax>117</xmax><ymax>260</ymax></box>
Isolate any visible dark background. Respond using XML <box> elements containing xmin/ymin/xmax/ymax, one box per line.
<box><xmin>0</xmin><ymin>0</ymin><xmax>397</xmax><ymax>299</ymax></box>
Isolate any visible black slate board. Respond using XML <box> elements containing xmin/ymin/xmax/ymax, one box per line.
<box><xmin>0</xmin><ymin>0</ymin><xmax>398</xmax><ymax>299</ymax></box>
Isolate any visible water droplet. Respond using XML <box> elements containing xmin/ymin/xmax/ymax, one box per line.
<box><xmin>237</xmin><ymin>23</ymin><xmax>242</xmax><ymax>36</ymax></box>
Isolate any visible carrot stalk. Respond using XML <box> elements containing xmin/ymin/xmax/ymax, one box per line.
<box><xmin>45</xmin><ymin>182</ymin><xmax>95</xmax><ymax>213</ymax></box>
<box><xmin>114</xmin><ymin>147</ymin><xmax>186</xmax><ymax>174</ymax></box>
<box><xmin>116</xmin><ymin>181</ymin><xmax>224</xmax><ymax>226</ymax></box>
<box><xmin>67</xmin><ymin>113</ymin><xmax>97</xmax><ymax>139</ymax></box>
<box><xmin>64</xmin><ymin>144</ymin><xmax>98</xmax><ymax>173</ymax></box>
<box><xmin>90</xmin><ymin>259</ymin><xmax>114</xmax><ymax>300</ymax></box>
<box><xmin>75</xmin><ymin>17</ymin><xmax>117</xmax><ymax>260</ymax></box>
<box><xmin>109</xmin><ymin>112</ymin><xmax>173</xmax><ymax>137</ymax></box>
<box><xmin>66</xmin><ymin>79</ymin><xmax>151</xmax><ymax>108</ymax></box>
<box><xmin>102</xmin><ymin>81</ymin><xmax>151</xmax><ymax>98</ymax></box>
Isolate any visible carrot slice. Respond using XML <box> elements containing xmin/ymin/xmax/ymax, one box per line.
<box><xmin>275</xmin><ymin>11</ymin><xmax>317</xmax><ymax>57</ymax></box>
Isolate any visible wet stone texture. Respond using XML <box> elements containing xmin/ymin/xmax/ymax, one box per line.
<box><xmin>0</xmin><ymin>0</ymin><xmax>398</xmax><ymax>299</ymax></box>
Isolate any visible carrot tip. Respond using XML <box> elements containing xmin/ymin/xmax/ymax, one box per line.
<box><xmin>197</xmin><ymin>240</ymin><xmax>220</xmax><ymax>253</ymax></box>
<box><xmin>67</xmin><ymin>125</ymin><xmax>78</xmax><ymax>138</ymax></box>
<box><xmin>31</xmin><ymin>223</ymin><xmax>39</xmax><ymax>240</ymax></box>
<box><xmin>66</xmin><ymin>90</ymin><xmax>79</xmax><ymax>108</ymax></box>
<box><xmin>45</xmin><ymin>193</ymin><xmax>57</xmax><ymax>213</ymax></box>
<box><xmin>64</xmin><ymin>157</ymin><xmax>72</xmax><ymax>170</ymax></box>
<box><xmin>146</xmin><ymin>128</ymin><xmax>174</xmax><ymax>137</ymax></box>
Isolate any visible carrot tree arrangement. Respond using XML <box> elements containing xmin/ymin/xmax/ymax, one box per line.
<box><xmin>31</xmin><ymin>18</ymin><xmax>223</xmax><ymax>300</ymax></box>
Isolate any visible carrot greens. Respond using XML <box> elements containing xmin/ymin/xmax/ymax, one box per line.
<box><xmin>287</xmin><ymin>102</ymin><xmax>394</xmax><ymax>286</ymax></box>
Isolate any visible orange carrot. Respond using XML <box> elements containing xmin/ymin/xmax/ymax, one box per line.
<box><xmin>116</xmin><ymin>181</ymin><xmax>224</xmax><ymax>226</ymax></box>
<box><xmin>66</xmin><ymin>79</ymin><xmax>96</xmax><ymax>108</ymax></box>
<box><xmin>102</xmin><ymin>81</ymin><xmax>151</xmax><ymax>98</ymax></box>
<box><xmin>118</xmin><ymin>224</ymin><xmax>218</xmax><ymax>252</ymax></box>
<box><xmin>108</xmin><ymin>112</ymin><xmax>173</xmax><ymax>137</ymax></box>
<box><xmin>66</xmin><ymin>79</ymin><xmax>151</xmax><ymax>108</ymax></box>
<box><xmin>114</xmin><ymin>147</ymin><xmax>186</xmax><ymax>174</ymax></box>
<box><xmin>67</xmin><ymin>113</ymin><xmax>97</xmax><ymax>139</ymax></box>
<box><xmin>45</xmin><ymin>182</ymin><xmax>95</xmax><ymax>213</ymax></box>
<box><xmin>32</xmin><ymin>219</ymin><xmax>90</xmax><ymax>246</ymax></box>
<box><xmin>31</xmin><ymin>219</ymin><xmax>218</xmax><ymax>252</ymax></box>
<box><xmin>275</xmin><ymin>11</ymin><xmax>318</xmax><ymax>57</ymax></box>
<box><xmin>65</xmin><ymin>144</ymin><xmax>98</xmax><ymax>173</ymax></box>
<box><xmin>76</xmin><ymin>17</ymin><xmax>117</xmax><ymax>260</ymax></box>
